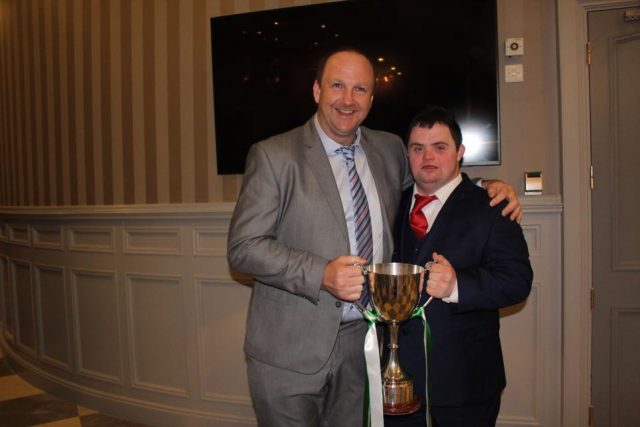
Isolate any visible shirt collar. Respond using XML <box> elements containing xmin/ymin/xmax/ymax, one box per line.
<box><xmin>413</xmin><ymin>173</ymin><xmax>463</xmax><ymax>205</ymax></box>
<box><xmin>314</xmin><ymin>114</ymin><xmax>362</xmax><ymax>155</ymax></box>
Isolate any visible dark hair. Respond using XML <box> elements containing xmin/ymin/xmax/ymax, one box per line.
<box><xmin>315</xmin><ymin>47</ymin><xmax>376</xmax><ymax>92</ymax></box>
<box><xmin>406</xmin><ymin>106</ymin><xmax>463</xmax><ymax>149</ymax></box>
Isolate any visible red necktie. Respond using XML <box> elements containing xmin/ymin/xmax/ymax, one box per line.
<box><xmin>409</xmin><ymin>194</ymin><xmax>438</xmax><ymax>238</ymax></box>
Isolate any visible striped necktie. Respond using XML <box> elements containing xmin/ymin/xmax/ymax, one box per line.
<box><xmin>337</xmin><ymin>145</ymin><xmax>372</xmax><ymax>307</ymax></box>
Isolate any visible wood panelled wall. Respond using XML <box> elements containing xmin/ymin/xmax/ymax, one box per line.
<box><xmin>0</xmin><ymin>0</ymin><xmax>326</xmax><ymax>207</ymax></box>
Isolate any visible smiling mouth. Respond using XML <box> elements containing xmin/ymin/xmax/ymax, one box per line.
<box><xmin>335</xmin><ymin>107</ymin><xmax>356</xmax><ymax>115</ymax></box>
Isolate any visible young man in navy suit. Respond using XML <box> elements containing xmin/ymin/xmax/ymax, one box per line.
<box><xmin>386</xmin><ymin>106</ymin><xmax>533</xmax><ymax>426</ymax></box>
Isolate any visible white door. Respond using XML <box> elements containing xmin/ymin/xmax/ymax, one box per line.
<box><xmin>589</xmin><ymin>7</ymin><xmax>640</xmax><ymax>427</ymax></box>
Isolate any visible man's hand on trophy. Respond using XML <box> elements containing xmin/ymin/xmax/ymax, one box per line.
<box><xmin>426</xmin><ymin>252</ymin><xmax>456</xmax><ymax>299</ymax></box>
<box><xmin>322</xmin><ymin>255</ymin><xmax>368</xmax><ymax>301</ymax></box>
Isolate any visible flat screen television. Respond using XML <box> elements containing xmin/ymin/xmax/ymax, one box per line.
<box><xmin>211</xmin><ymin>0</ymin><xmax>500</xmax><ymax>174</ymax></box>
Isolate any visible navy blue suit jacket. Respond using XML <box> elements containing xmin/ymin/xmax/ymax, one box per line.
<box><xmin>392</xmin><ymin>174</ymin><xmax>532</xmax><ymax>407</ymax></box>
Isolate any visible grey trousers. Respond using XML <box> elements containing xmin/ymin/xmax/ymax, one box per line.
<box><xmin>247</xmin><ymin>320</ymin><xmax>368</xmax><ymax>427</ymax></box>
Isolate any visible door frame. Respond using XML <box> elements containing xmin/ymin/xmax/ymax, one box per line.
<box><xmin>557</xmin><ymin>0</ymin><xmax>640</xmax><ymax>425</ymax></box>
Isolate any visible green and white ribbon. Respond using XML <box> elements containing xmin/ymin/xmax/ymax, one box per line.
<box><xmin>363</xmin><ymin>308</ymin><xmax>384</xmax><ymax>427</ymax></box>
<box><xmin>361</xmin><ymin>298</ymin><xmax>433</xmax><ymax>427</ymax></box>
<box><xmin>411</xmin><ymin>301</ymin><xmax>433</xmax><ymax>427</ymax></box>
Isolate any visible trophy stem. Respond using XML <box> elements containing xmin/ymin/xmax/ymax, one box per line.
<box><xmin>383</xmin><ymin>321</ymin><xmax>403</xmax><ymax>379</ymax></box>
<box><xmin>381</xmin><ymin>321</ymin><xmax>420</xmax><ymax>415</ymax></box>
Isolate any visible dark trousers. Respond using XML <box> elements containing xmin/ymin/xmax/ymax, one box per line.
<box><xmin>384</xmin><ymin>395</ymin><xmax>501</xmax><ymax>427</ymax></box>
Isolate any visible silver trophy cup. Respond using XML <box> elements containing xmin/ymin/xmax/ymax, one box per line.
<box><xmin>366</xmin><ymin>262</ymin><xmax>425</xmax><ymax>415</ymax></box>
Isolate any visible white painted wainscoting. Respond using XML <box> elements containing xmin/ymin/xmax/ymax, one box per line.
<box><xmin>0</xmin><ymin>196</ymin><xmax>562</xmax><ymax>426</ymax></box>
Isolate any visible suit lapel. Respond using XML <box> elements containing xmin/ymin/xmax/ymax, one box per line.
<box><xmin>414</xmin><ymin>177</ymin><xmax>470</xmax><ymax>264</ymax></box>
<box><xmin>301</xmin><ymin>119</ymin><xmax>350</xmax><ymax>243</ymax></box>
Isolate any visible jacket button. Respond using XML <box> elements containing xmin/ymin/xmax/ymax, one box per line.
<box><xmin>335</xmin><ymin>301</ymin><xmax>342</xmax><ymax>308</ymax></box>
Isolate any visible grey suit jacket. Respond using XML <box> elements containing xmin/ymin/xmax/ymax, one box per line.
<box><xmin>227</xmin><ymin>117</ymin><xmax>412</xmax><ymax>374</ymax></box>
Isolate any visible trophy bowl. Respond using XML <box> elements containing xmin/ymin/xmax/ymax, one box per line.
<box><xmin>367</xmin><ymin>262</ymin><xmax>425</xmax><ymax>415</ymax></box>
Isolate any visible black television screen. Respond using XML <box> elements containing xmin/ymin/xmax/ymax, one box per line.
<box><xmin>211</xmin><ymin>0</ymin><xmax>500</xmax><ymax>174</ymax></box>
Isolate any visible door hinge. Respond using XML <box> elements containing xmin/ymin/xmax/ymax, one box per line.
<box><xmin>590</xmin><ymin>165</ymin><xmax>595</xmax><ymax>190</ymax></box>
<box><xmin>587</xmin><ymin>41</ymin><xmax>592</xmax><ymax>65</ymax></box>
<box><xmin>589</xmin><ymin>404</ymin><xmax>594</xmax><ymax>425</ymax></box>
<box><xmin>591</xmin><ymin>288</ymin><xmax>595</xmax><ymax>310</ymax></box>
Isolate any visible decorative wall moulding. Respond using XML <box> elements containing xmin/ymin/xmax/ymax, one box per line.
<box><xmin>0</xmin><ymin>203</ymin><xmax>237</xmax><ymax>220</ymax></box>
<box><xmin>10</xmin><ymin>258</ymin><xmax>37</xmax><ymax>357</ymax></box>
<box><xmin>193</xmin><ymin>228</ymin><xmax>228</xmax><ymax>257</ymax></box>
<box><xmin>32</xmin><ymin>224</ymin><xmax>65</xmax><ymax>250</ymax></box>
<box><xmin>70</xmin><ymin>268</ymin><xmax>123</xmax><ymax>385</ymax></box>
<box><xmin>68</xmin><ymin>227</ymin><xmax>116</xmax><ymax>254</ymax></box>
<box><xmin>522</xmin><ymin>224</ymin><xmax>543</xmax><ymax>258</ymax></box>
<box><xmin>123</xmin><ymin>228</ymin><xmax>182</xmax><ymax>256</ymax></box>
<box><xmin>7</xmin><ymin>223</ymin><xmax>30</xmax><ymax>247</ymax></box>
<box><xmin>33</xmin><ymin>263</ymin><xmax>72</xmax><ymax>372</ymax></box>
<box><xmin>0</xmin><ymin>222</ymin><xmax>7</xmax><ymax>242</ymax></box>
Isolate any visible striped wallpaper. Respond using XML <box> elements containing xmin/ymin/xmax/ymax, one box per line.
<box><xmin>0</xmin><ymin>0</ymin><xmax>328</xmax><ymax>206</ymax></box>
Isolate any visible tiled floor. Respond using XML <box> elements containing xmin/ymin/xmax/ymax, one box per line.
<box><xmin>0</xmin><ymin>356</ymin><xmax>150</xmax><ymax>427</ymax></box>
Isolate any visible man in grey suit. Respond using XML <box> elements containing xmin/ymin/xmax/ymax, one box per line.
<box><xmin>227</xmin><ymin>48</ymin><xmax>521</xmax><ymax>427</ymax></box>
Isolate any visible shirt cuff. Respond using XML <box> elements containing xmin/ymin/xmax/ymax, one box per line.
<box><xmin>443</xmin><ymin>280</ymin><xmax>459</xmax><ymax>303</ymax></box>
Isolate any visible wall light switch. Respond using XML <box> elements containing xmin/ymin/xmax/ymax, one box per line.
<box><xmin>505</xmin><ymin>64</ymin><xmax>524</xmax><ymax>83</ymax></box>
<box><xmin>525</xmin><ymin>171</ymin><xmax>543</xmax><ymax>195</ymax></box>
<box><xmin>505</xmin><ymin>37</ymin><xmax>524</xmax><ymax>56</ymax></box>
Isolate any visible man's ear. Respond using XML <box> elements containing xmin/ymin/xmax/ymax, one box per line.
<box><xmin>457</xmin><ymin>144</ymin><xmax>466</xmax><ymax>161</ymax></box>
<box><xmin>313</xmin><ymin>80</ymin><xmax>321</xmax><ymax>103</ymax></box>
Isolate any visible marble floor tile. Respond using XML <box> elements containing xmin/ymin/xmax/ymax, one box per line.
<box><xmin>0</xmin><ymin>374</ymin><xmax>43</xmax><ymax>401</ymax></box>
<box><xmin>79</xmin><ymin>413</ymin><xmax>150</xmax><ymax>427</ymax></box>
<box><xmin>33</xmin><ymin>417</ymin><xmax>84</xmax><ymax>427</ymax></box>
<box><xmin>0</xmin><ymin>356</ymin><xmax>151</xmax><ymax>427</ymax></box>
<box><xmin>0</xmin><ymin>357</ymin><xmax>15</xmax><ymax>376</ymax></box>
<box><xmin>0</xmin><ymin>393</ymin><xmax>79</xmax><ymax>426</ymax></box>
<box><xmin>77</xmin><ymin>406</ymin><xmax>99</xmax><ymax>416</ymax></box>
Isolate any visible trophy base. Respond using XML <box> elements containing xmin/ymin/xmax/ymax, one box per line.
<box><xmin>383</xmin><ymin>396</ymin><xmax>421</xmax><ymax>416</ymax></box>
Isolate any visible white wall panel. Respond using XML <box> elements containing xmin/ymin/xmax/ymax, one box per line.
<box><xmin>32</xmin><ymin>224</ymin><xmax>64</xmax><ymax>250</ymax></box>
<box><xmin>123</xmin><ymin>228</ymin><xmax>181</xmax><ymax>255</ymax></box>
<box><xmin>126</xmin><ymin>273</ymin><xmax>189</xmax><ymax>396</ymax></box>
<box><xmin>193</xmin><ymin>227</ymin><xmax>227</xmax><ymax>257</ymax></box>
<box><xmin>70</xmin><ymin>268</ymin><xmax>122</xmax><ymax>383</ymax></box>
<box><xmin>34</xmin><ymin>263</ymin><xmax>71</xmax><ymax>370</ymax></box>
<box><xmin>10</xmin><ymin>258</ymin><xmax>36</xmax><ymax>355</ymax></box>
<box><xmin>197</xmin><ymin>277</ymin><xmax>252</xmax><ymax>404</ymax></box>
<box><xmin>7</xmin><ymin>223</ymin><xmax>30</xmax><ymax>247</ymax></box>
<box><xmin>0</xmin><ymin>255</ymin><xmax>14</xmax><ymax>340</ymax></box>
<box><xmin>611</xmin><ymin>307</ymin><xmax>640</xmax><ymax>425</ymax></box>
<box><xmin>68</xmin><ymin>226</ymin><xmax>115</xmax><ymax>253</ymax></box>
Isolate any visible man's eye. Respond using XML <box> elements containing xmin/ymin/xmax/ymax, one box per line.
<box><xmin>354</xmin><ymin>86</ymin><xmax>366</xmax><ymax>93</ymax></box>
<box><xmin>332</xmin><ymin>83</ymin><xmax>342</xmax><ymax>89</ymax></box>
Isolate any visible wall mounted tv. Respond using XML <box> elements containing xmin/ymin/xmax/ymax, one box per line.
<box><xmin>211</xmin><ymin>0</ymin><xmax>499</xmax><ymax>175</ymax></box>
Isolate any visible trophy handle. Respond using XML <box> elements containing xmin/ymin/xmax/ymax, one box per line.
<box><xmin>418</xmin><ymin>261</ymin><xmax>437</xmax><ymax>308</ymax></box>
